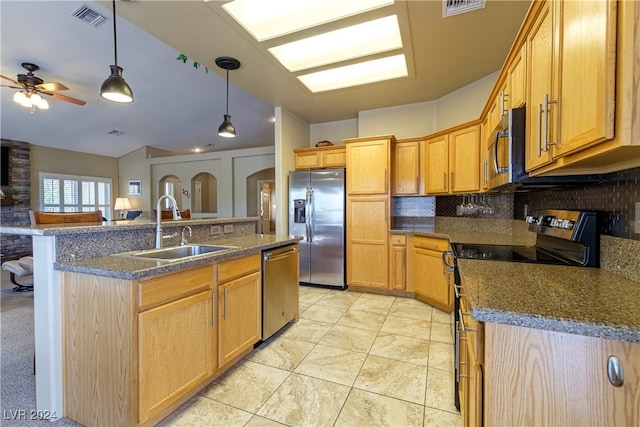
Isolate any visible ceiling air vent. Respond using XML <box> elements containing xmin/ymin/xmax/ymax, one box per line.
<box><xmin>107</xmin><ymin>130</ymin><xmax>124</xmax><ymax>136</ymax></box>
<box><xmin>71</xmin><ymin>5</ymin><xmax>108</xmax><ymax>28</ymax></box>
<box><xmin>443</xmin><ymin>0</ymin><xmax>486</xmax><ymax>18</ymax></box>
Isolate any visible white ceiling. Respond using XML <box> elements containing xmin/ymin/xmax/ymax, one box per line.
<box><xmin>0</xmin><ymin>0</ymin><xmax>531</xmax><ymax>158</ymax></box>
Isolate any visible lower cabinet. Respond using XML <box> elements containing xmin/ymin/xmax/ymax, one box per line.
<box><xmin>138</xmin><ymin>289</ymin><xmax>216</xmax><ymax>423</ymax></box>
<box><xmin>217</xmin><ymin>254</ymin><xmax>261</xmax><ymax>366</ymax></box>
<box><xmin>62</xmin><ymin>253</ymin><xmax>262</xmax><ymax>427</ymax></box>
<box><xmin>412</xmin><ymin>236</ymin><xmax>452</xmax><ymax>312</ymax></box>
<box><xmin>389</xmin><ymin>234</ymin><xmax>407</xmax><ymax>290</ymax></box>
<box><xmin>484</xmin><ymin>322</ymin><xmax>640</xmax><ymax>426</ymax></box>
<box><xmin>459</xmin><ymin>291</ymin><xmax>483</xmax><ymax>427</ymax></box>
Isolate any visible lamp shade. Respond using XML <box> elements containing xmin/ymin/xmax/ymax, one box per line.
<box><xmin>217</xmin><ymin>114</ymin><xmax>236</xmax><ymax>138</ymax></box>
<box><xmin>100</xmin><ymin>65</ymin><xmax>134</xmax><ymax>103</ymax></box>
<box><xmin>114</xmin><ymin>197</ymin><xmax>132</xmax><ymax>211</ymax></box>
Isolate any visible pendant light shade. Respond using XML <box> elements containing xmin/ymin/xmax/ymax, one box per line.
<box><xmin>215</xmin><ymin>56</ymin><xmax>240</xmax><ymax>138</ymax></box>
<box><xmin>100</xmin><ymin>0</ymin><xmax>133</xmax><ymax>103</ymax></box>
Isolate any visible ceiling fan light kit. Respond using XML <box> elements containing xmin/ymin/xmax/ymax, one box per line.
<box><xmin>215</xmin><ymin>56</ymin><xmax>240</xmax><ymax>138</ymax></box>
<box><xmin>100</xmin><ymin>0</ymin><xmax>133</xmax><ymax>103</ymax></box>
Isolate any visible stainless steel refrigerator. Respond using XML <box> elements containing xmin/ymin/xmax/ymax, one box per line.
<box><xmin>288</xmin><ymin>168</ymin><xmax>346</xmax><ymax>289</ymax></box>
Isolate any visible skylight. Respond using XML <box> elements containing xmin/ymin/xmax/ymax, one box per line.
<box><xmin>267</xmin><ymin>15</ymin><xmax>402</xmax><ymax>72</ymax></box>
<box><xmin>297</xmin><ymin>54</ymin><xmax>408</xmax><ymax>93</ymax></box>
<box><xmin>222</xmin><ymin>0</ymin><xmax>394</xmax><ymax>42</ymax></box>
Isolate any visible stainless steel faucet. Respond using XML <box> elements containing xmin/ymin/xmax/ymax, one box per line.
<box><xmin>180</xmin><ymin>226</ymin><xmax>192</xmax><ymax>246</ymax></box>
<box><xmin>155</xmin><ymin>194</ymin><xmax>182</xmax><ymax>248</ymax></box>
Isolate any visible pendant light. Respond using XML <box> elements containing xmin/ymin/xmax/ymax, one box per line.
<box><xmin>216</xmin><ymin>56</ymin><xmax>240</xmax><ymax>138</ymax></box>
<box><xmin>100</xmin><ymin>0</ymin><xmax>133</xmax><ymax>103</ymax></box>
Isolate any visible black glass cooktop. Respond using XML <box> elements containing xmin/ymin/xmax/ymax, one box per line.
<box><xmin>450</xmin><ymin>243</ymin><xmax>581</xmax><ymax>266</ymax></box>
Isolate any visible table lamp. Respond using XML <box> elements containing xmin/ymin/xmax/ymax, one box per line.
<box><xmin>114</xmin><ymin>197</ymin><xmax>132</xmax><ymax>219</ymax></box>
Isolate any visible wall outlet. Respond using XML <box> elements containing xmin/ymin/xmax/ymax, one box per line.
<box><xmin>223</xmin><ymin>224</ymin><xmax>234</xmax><ymax>233</ymax></box>
<box><xmin>210</xmin><ymin>225</ymin><xmax>221</xmax><ymax>235</ymax></box>
<box><xmin>635</xmin><ymin>202</ymin><xmax>640</xmax><ymax>234</ymax></box>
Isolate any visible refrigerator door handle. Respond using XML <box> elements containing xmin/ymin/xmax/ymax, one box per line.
<box><xmin>306</xmin><ymin>186</ymin><xmax>313</xmax><ymax>243</ymax></box>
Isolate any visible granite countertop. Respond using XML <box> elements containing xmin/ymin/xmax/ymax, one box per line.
<box><xmin>55</xmin><ymin>234</ymin><xmax>302</xmax><ymax>280</ymax></box>
<box><xmin>458</xmin><ymin>259</ymin><xmax>640</xmax><ymax>343</ymax></box>
<box><xmin>390</xmin><ymin>217</ymin><xmax>640</xmax><ymax>343</ymax></box>
<box><xmin>0</xmin><ymin>216</ymin><xmax>258</xmax><ymax>236</ymax></box>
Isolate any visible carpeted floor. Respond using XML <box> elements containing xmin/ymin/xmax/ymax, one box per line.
<box><xmin>0</xmin><ymin>270</ymin><xmax>78</xmax><ymax>426</ymax></box>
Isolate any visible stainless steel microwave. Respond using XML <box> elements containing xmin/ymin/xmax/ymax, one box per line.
<box><xmin>487</xmin><ymin>107</ymin><xmax>604</xmax><ymax>191</ymax></box>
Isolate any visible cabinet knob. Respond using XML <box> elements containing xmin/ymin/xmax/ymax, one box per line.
<box><xmin>607</xmin><ymin>355</ymin><xmax>624</xmax><ymax>387</ymax></box>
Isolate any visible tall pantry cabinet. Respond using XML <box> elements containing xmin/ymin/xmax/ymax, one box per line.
<box><xmin>344</xmin><ymin>135</ymin><xmax>393</xmax><ymax>291</ymax></box>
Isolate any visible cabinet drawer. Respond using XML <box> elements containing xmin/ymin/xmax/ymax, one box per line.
<box><xmin>139</xmin><ymin>265</ymin><xmax>214</xmax><ymax>311</ymax></box>
<box><xmin>217</xmin><ymin>253</ymin><xmax>261</xmax><ymax>284</ymax></box>
<box><xmin>390</xmin><ymin>235</ymin><xmax>407</xmax><ymax>246</ymax></box>
<box><xmin>413</xmin><ymin>236</ymin><xmax>448</xmax><ymax>252</ymax></box>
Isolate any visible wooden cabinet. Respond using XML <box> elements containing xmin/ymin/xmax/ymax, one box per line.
<box><xmin>425</xmin><ymin>134</ymin><xmax>449</xmax><ymax>194</ymax></box>
<box><xmin>526</xmin><ymin>0</ymin><xmax>618</xmax><ymax>173</ymax></box>
<box><xmin>425</xmin><ymin>124</ymin><xmax>480</xmax><ymax>195</ymax></box>
<box><xmin>345</xmin><ymin>135</ymin><xmax>392</xmax><ymax>291</ymax></box>
<box><xmin>484</xmin><ymin>323</ymin><xmax>640</xmax><ymax>426</ymax></box>
<box><xmin>449</xmin><ymin>125</ymin><xmax>480</xmax><ymax>193</ymax></box>
<box><xmin>392</xmin><ymin>138</ymin><xmax>425</xmax><ymax>195</ymax></box>
<box><xmin>411</xmin><ymin>236</ymin><xmax>452</xmax><ymax>311</ymax></box>
<box><xmin>293</xmin><ymin>145</ymin><xmax>346</xmax><ymax>170</ymax></box>
<box><xmin>389</xmin><ymin>234</ymin><xmax>407</xmax><ymax>291</ymax></box>
<box><xmin>525</xmin><ymin>0</ymin><xmax>555</xmax><ymax>171</ymax></box>
<box><xmin>217</xmin><ymin>254</ymin><xmax>261</xmax><ymax>367</ymax></box>
<box><xmin>507</xmin><ymin>44</ymin><xmax>526</xmax><ymax>109</ymax></box>
<box><xmin>458</xmin><ymin>289</ymin><xmax>483</xmax><ymax>427</ymax></box>
<box><xmin>138</xmin><ymin>288</ymin><xmax>215</xmax><ymax>423</ymax></box>
<box><xmin>62</xmin><ymin>253</ymin><xmax>264</xmax><ymax>427</ymax></box>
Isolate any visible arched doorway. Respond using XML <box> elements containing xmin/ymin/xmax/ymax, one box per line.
<box><xmin>191</xmin><ymin>172</ymin><xmax>217</xmax><ymax>215</ymax></box>
<box><xmin>246</xmin><ymin>168</ymin><xmax>275</xmax><ymax>234</ymax></box>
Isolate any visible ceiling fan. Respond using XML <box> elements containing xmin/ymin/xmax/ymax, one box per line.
<box><xmin>1</xmin><ymin>62</ymin><xmax>86</xmax><ymax>111</ymax></box>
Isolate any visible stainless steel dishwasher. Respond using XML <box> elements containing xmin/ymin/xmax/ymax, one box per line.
<box><xmin>262</xmin><ymin>243</ymin><xmax>300</xmax><ymax>340</ymax></box>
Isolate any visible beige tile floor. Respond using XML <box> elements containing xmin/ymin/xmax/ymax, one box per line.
<box><xmin>158</xmin><ymin>286</ymin><xmax>462</xmax><ymax>427</ymax></box>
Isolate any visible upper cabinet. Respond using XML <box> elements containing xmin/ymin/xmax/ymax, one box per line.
<box><xmin>393</xmin><ymin>138</ymin><xmax>425</xmax><ymax>196</ymax></box>
<box><xmin>294</xmin><ymin>145</ymin><xmax>346</xmax><ymax>170</ymax></box>
<box><xmin>425</xmin><ymin>123</ymin><xmax>480</xmax><ymax>195</ymax></box>
<box><xmin>507</xmin><ymin>44</ymin><xmax>526</xmax><ymax>109</ymax></box>
<box><xmin>345</xmin><ymin>137</ymin><xmax>390</xmax><ymax>195</ymax></box>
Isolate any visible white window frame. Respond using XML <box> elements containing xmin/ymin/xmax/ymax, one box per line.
<box><xmin>39</xmin><ymin>172</ymin><xmax>113</xmax><ymax>220</ymax></box>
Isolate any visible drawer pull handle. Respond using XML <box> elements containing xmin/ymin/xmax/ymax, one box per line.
<box><xmin>607</xmin><ymin>356</ymin><xmax>624</xmax><ymax>387</ymax></box>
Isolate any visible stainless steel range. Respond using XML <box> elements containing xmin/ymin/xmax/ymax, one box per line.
<box><xmin>446</xmin><ymin>209</ymin><xmax>600</xmax><ymax>410</ymax></box>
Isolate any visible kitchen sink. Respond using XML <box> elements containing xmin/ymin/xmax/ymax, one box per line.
<box><xmin>119</xmin><ymin>244</ymin><xmax>236</xmax><ymax>261</ymax></box>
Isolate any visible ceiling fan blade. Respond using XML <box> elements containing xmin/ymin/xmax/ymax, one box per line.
<box><xmin>1</xmin><ymin>84</ymin><xmax>23</xmax><ymax>89</ymax></box>
<box><xmin>36</xmin><ymin>82</ymin><xmax>69</xmax><ymax>91</ymax></box>
<box><xmin>1</xmin><ymin>74</ymin><xmax>20</xmax><ymax>85</ymax></box>
<box><xmin>46</xmin><ymin>92</ymin><xmax>86</xmax><ymax>106</ymax></box>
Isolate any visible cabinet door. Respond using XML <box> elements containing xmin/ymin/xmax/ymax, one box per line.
<box><xmin>526</xmin><ymin>2</ymin><xmax>555</xmax><ymax>171</ymax></box>
<box><xmin>484</xmin><ymin>323</ymin><xmax>640</xmax><ymax>426</ymax></box>
<box><xmin>347</xmin><ymin>139</ymin><xmax>389</xmax><ymax>194</ymax></box>
<box><xmin>449</xmin><ymin>125</ymin><xmax>480</xmax><ymax>193</ymax></box>
<box><xmin>412</xmin><ymin>237</ymin><xmax>451</xmax><ymax>311</ymax></box>
<box><xmin>425</xmin><ymin>135</ymin><xmax>449</xmax><ymax>194</ymax></box>
<box><xmin>347</xmin><ymin>196</ymin><xmax>388</xmax><ymax>289</ymax></box>
<box><xmin>138</xmin><ymin>290</ymin><xmax>215</xmax><ymax>423</ymax></box>
<box><xmin>389</xmin><ymin>235</ymin><xmax>407</xmax><ymax>290</ymax></box>
<box><xmin>393</xmin><ymin>141</ymin><xmax>420</xmax><ymax>195</ymax></box>
<box><xmin>322</xmin><ymin>148</ymin><xmax>346</xmax><ymax>168</ymax></box>
<box><xmin>508</xmin><ymin>44</ymin><xmax>526</xmax><ymax>109</ymax></box>
<box><xmin>294</xmin><ymin>151</ymin><xmax>320</xmax><ymax>170</ymax></box>
<box><xmin>218</xmin><ymin>271</ymin><xmax>261</xmax><ymax>367</ymax></box>
<box><xmin>554</xmin><ymin>0</ymin><xmax>616</xmax><ymax>157</ymax></box>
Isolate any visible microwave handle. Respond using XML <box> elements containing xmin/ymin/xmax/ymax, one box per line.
<box><xmin>493</xmin><ymin>130</ymin><xmax>508</xmax><ymax>174</ymax></box>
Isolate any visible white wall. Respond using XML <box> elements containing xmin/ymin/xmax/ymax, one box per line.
<box><xmin>118</xmin><ymin>146</ymin><xmax>274</xmax><ymax>218</ymax></box>
<box><xmin>310</xmin><ymin>119</ymin><xmax>358</xmax><ymax>147</ymax></box>
<box><xmin>274</xmin><ymin>107</ymin><xmax>311</xmax><ymax>235</ymax></box>
<box><xmin>359</xmin><ymin>100</ymin><xmax>438</xmax><ymax>138</ymax></box>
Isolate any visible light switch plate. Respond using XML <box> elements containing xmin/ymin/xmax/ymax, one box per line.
<box><xmin>223</xmin><ymin>224</ymin><xmax>234</xmax><ymax>233</ymax></box>
<box><xmin>210</xmin><ymin>225</ymin><xmax>221</xmax><ymax>235</ymax></box>
<box><xmin>635</xmin><ymin>202</ymin><xmax>640</xmax><ymax>234</ymax></box>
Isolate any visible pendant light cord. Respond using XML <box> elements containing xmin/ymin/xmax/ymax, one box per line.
<box><xmin>112</xmin><ymin>0</ymin><xmax>118</xmax><ymax>67</ymax></box>
<box><xmin>225</xmin><ymin>69</ymin><xmax>229</xmax><ymax>114</ymax></box>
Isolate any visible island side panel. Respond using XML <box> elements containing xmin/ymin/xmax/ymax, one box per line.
<box><xmin>62</xmin><ymin>272</ymin><xmax>137</xmax><ymax>426</ymax></box>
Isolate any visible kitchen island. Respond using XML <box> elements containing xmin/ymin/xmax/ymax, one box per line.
<box><xmin>0</xmin><ymin>217</ymin><xmax>301</xmax><ymax>424</ymax></box>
